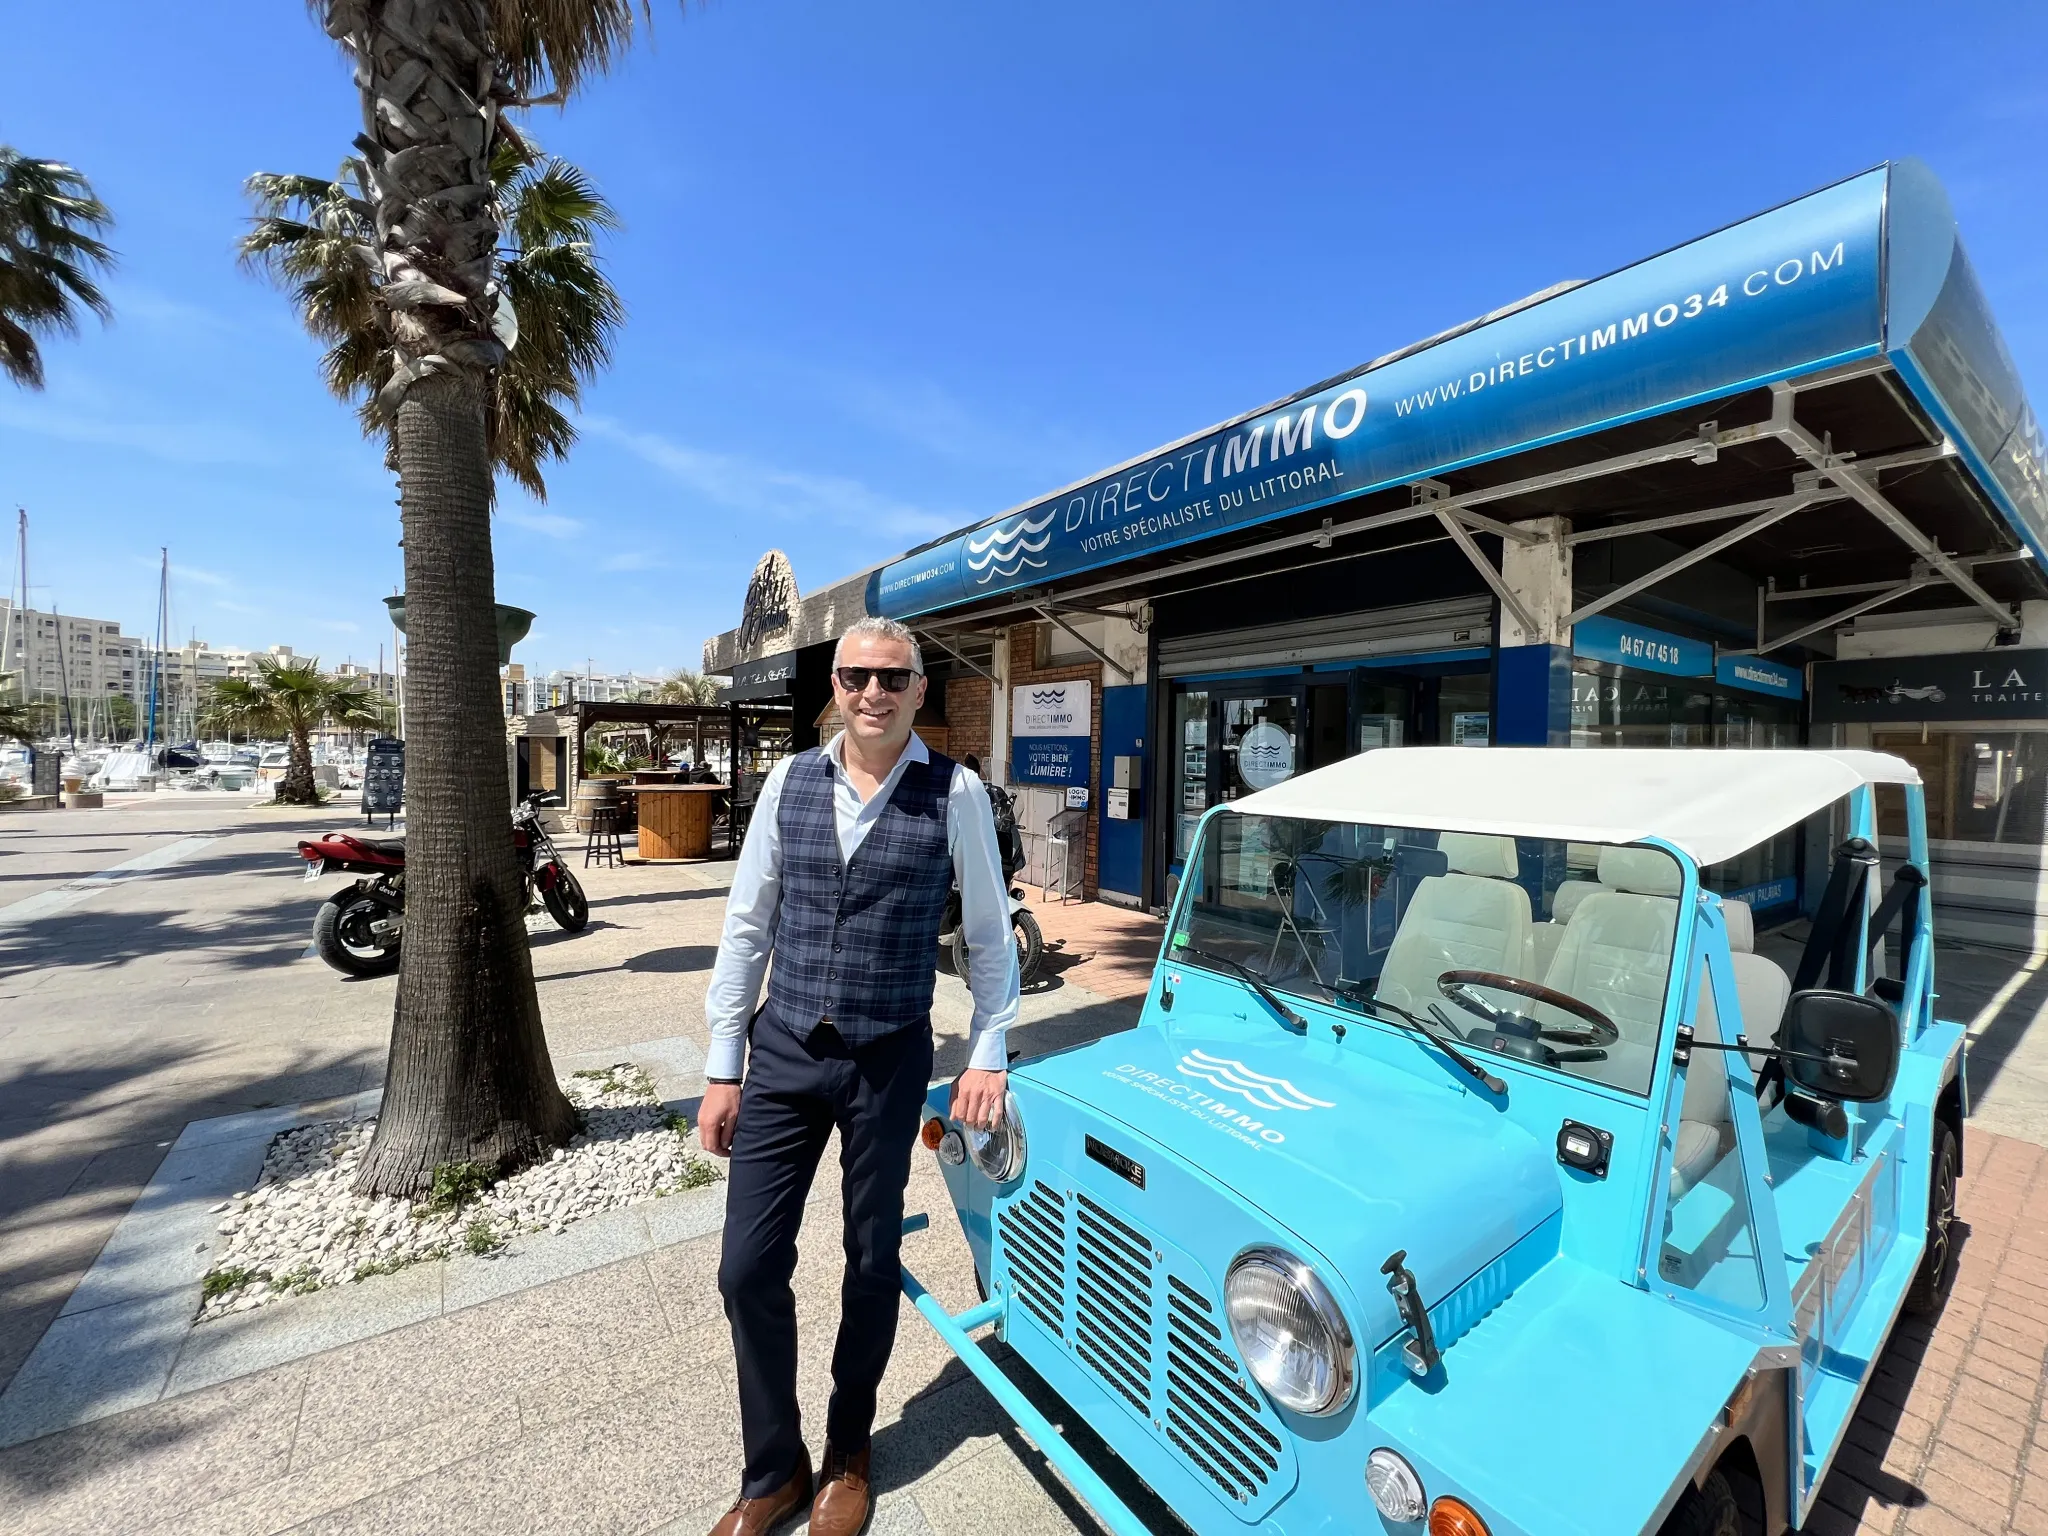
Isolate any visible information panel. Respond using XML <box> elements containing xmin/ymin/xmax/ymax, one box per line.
<box><xmin>1011</xmin><ymin>681</ymin><xmax>1092</xmax><ymax>786</ymax></box>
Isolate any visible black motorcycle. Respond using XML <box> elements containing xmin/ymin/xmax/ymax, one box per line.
<box><xmin>296</xmin><ymin>792</ymin><xmax>588</xmax><ymax>977</ymax></box>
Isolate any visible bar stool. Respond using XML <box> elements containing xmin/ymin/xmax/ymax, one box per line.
<box><xmin>584</xmin><ymin>805</ymin><xmax>625</xmax><ymax>868</ymax></box>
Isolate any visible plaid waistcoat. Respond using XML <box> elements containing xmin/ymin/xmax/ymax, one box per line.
<box><xmin>766</xmin><ymin>745</ymin><xmax>955</xmax><ymax>1046</ymax></box>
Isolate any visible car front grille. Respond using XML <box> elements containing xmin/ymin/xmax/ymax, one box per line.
<box><xmin>993</xmin><ymin>1178</ymin><xmax>1284</xmax><ymax>1507</ymax></box>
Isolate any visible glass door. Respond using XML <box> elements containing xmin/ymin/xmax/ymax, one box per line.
<box><xmin>1216</xmin><ymin>691</ymin><xmax>1302</xmax><ymax>803</ymax></box>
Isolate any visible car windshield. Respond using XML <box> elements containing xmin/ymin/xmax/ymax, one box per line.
<box><xmin>1174</xmin><ymin>813</ymin><xmax>1685</xmax><ymax>1095</ymax></box>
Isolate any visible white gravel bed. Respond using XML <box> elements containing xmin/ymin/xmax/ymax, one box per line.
<box><xmin>198</xmin><ymin>1064</ymin><xmax>718</xmax><ymax>1320</ymax></box>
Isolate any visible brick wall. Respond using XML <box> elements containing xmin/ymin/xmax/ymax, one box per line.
<box><xmin>943</xmin><ymin>675</ymin><xmax>992</xmax><ymax>771</ymax></box>
<box><xmin>1008</xmin><ymin>625</ymin><xmax>1103</xmax><ymax>899</ymax></box>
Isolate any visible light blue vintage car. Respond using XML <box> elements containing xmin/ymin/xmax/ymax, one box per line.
<box><xmin>905</xmin><ymin>747</ymin><xmax>1961</xmax><ymax>1536</ymax></box>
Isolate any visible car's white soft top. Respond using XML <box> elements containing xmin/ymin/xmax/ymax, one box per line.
<box><xmin>1226</xmin><ymin>747</ymin><xmax>1918</xmax><ymax>868</ymax></box>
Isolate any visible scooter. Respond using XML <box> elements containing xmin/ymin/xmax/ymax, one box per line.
<box><xmin>939</xmin><ymin>781</ymin><xmax>1045</xmax><ymax>986</ymax></box>
<box><xmin>941</xmin><ymin>880</ymin><xmax>1046</xmax><ymax>989</ymax></box>
<box><xmin>295</xmin><ymin>792</ymin><xmax>587</xmax><ymax>977</ymax></box>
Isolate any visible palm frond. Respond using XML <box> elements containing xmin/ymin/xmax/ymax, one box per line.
<box><xmin>0</xmin><ymin>146</ymin><xmax>117</xmax><ymax>388</ymax></box>
<box><xmin>488</xmin><ymin>0</ymin><xmax>648</xmax><ymax>98</ymax></box>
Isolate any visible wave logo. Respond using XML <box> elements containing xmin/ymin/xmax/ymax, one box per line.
<box><xmin>1030</xmin><ymin>688</ymin><xmax>1066</xmax><ymax>706</ymax></box>
<box><xmin>965</xmin><ymin>508</ymin><xmax>1055</xmax><ymax>585</ymax></box>
<box><xmin>1177</xmin><ymin>1050</ymin><xmax>1333</xmax><ymax>1113</ymax></box>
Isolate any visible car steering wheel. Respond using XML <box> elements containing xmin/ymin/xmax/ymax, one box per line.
<box><xmin>1437</xmin><ymin>969</ymin><xmax>1621</xmax><ymax>1048</ymax></box>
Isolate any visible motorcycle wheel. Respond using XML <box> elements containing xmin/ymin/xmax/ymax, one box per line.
<box><xmin>542</xmin><ymin>866</ymin><xmax>590</xmax><ymax>931</ymax></box>
<box><xmin>952</xmin><ymin>909</ymin><xmax>1047</xmax><ymax>987</ymax></box>
<box><xmin>1012</xmin><ymin>909</ymin><xmax>1045</xmax><ymax>986</ymax></box>
<box><xmin>313</xmin><ymin>894</ymin><xmax>401</xmax><ymax>977</ymax></box>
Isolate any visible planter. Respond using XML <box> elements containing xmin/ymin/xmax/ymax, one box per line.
<box><xmin>383</xmin><ymin>596</ymin><xmax>535</xmax><ymax>664</ymax></box>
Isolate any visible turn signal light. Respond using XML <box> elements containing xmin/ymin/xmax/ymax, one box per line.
<box><xmin>1429</xmin><ymin>1496</ymin><xmax>1491</xmax><ymax>1536</ymax></box>
<box><xmin>920</xmin><ymin>1117</ymin><xmax>947</xmax><ymax>1150</ymax></box>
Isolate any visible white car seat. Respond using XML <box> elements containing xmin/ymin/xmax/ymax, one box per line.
<box><xmin>1376</xmin><ymin>833</ymin><xmax>1532</xmax><ymax>1017</ymax></box>
<box><xmin>1529</xmin><ymin>878</ymin><xmax>1608</xmax><ymax>976</ymax></box>
<box><xmin>1540</xmin><ymin>846</ymin><xmax>1679</xmax><ymax>1098</ymax></box>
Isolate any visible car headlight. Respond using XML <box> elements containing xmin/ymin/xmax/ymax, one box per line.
<box><xmin>1224</xmin><ymin>1246</ymin><xmax>1355</xmax><ymax>1415</ymax></box>
<box><xmin>965</xmin><ymin>1092</ymin><xmax>1026</xmax><ymax>1183</ymax></box>
<box><xmin>1365</xmin><ymin>1448</ymin><xmax>1427</xmax><ymax>1524</ymax></box>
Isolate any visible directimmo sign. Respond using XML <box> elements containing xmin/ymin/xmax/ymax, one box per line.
<box><xmin>870</xmin><ymin>168</ymin><xmax>1888</xmax><ymax>619</ymax></box>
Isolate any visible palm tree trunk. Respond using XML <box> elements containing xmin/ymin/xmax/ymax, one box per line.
<box><xmin>355</xmin><ymin>368</ymin><xmax>575</xmax><ymax>1193</ymax></box>
<box><xmin>283</xmin><ymin>721</ymin><xmax>318</xmax><ymax>804</ymax></box>
<box><xmin>335</xmin><ymin>0</ymin><xmax>575</xmax><ymax>1194</ymax></box>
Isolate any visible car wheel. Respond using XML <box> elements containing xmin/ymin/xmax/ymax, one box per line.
<box><xmin>1905</xmin><ymin>1119</ymin><xmax>1960</xmax><ymax>1314</ymax></box>
<box><xmin>542</xmin><ymin>867</ymin><xmax>590</xmax><ymax>931</ymax></box>
<box><xmin>313</xmin><ymin>895</ymin><xmax>400</xmax><ymax>977</ymax></box>
<box><xmin>1657</xmin><ymin>1469</ymin><xmax>1740</xmax><ymax>1536</ymax></box>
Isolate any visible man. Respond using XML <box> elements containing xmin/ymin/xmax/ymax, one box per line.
<box><xmin>701</xmin><ymin>616</ymin><xmax>1019</xmax><ymax>1536</ymax></box>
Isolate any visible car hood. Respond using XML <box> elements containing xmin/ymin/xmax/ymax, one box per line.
<box><xmin>1017</xmin><ymin>1019</ymin><xmax>1562</xmax><ymax>1342</ymax></box>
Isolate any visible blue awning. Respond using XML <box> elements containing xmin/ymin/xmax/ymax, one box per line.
<box><xmin>870</xmin><ymin>161</ymin><xmax>2045</xmax><ymax>622</ymax></box>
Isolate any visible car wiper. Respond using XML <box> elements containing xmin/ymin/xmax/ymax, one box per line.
<box><xmin>1174</xmin><ymin>944</ymin><xmax>1307</xmax><ymax>1033</ymax></box>
<box><xmin>1334</xmin><ymin>982</ymin><xmax>1505</xmax><ymax>1096</ymax></box>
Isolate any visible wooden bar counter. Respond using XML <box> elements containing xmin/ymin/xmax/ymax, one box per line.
<box><xmin>626</xmin><ymin>783</ymin><xmax>724</xmax><ymax>860</ymax></box>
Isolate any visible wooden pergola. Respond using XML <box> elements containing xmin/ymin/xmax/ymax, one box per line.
<box><xmin>571</xmin><ymin>699</ymin><xmax>793</xmax><ymax>785</ymax></box>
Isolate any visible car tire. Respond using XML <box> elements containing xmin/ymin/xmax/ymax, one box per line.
<box><xmin>1657</xmin><ymin>1469</ymin><xmax>1740</xmax><ymax>1536</ymax></box>
<box><xmin>1905</xmin><ymin>1119</ymin><xmax>1960</xmax><ymax>1314</ymax></box>
<box><xmin>313</xmin><ymin>895</ymin><xmax>401</xmax><ymax>977</ymax></box>
<box><xmin>542</xmin><ymin>867</ymin><xmax>590</xmax><ymax>932</ymax></box>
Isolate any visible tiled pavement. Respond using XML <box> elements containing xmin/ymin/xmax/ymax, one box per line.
<box><xmin>1812</xmin><ymin>1127</ymin><xmax>2048</xmax><ymax>1536</ymax></box>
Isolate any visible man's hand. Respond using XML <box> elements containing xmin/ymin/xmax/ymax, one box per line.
<box><xmin>952</xmin><ymin>1067</ymin><xmax>1008</xmax><ymax>1131</ymax></box>
<box><xmin>699</xmin><ymin>1082</ymin><xmax>743</xmax><ymax>1158</ymax></box>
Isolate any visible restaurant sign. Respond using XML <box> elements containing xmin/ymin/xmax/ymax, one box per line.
<box><xmin>1810</xmin><ymin>649</ymin><xmax>2048</xmax><ymax>723</ymax></box>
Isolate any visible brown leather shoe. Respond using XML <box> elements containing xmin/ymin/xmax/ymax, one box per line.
<box><xmin>709</xmin><ymin>1457</ymin><xmax>814</xmax><ymax>1536</ymax></box>
<box><xmin>809</xmin><ymin>1442</ymin><xmax>872</xmax><ymax>1536</ymax></box>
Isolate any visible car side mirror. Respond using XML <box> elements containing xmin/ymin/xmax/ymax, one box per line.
<box><xmin>1781</xmin><ymin>989</ymin><xmax>1899</xmax><ymax>1103</ymax></box>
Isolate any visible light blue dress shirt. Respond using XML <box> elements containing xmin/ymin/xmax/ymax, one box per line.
<box><xmin>704</xmin><ymin>733</ymin><xmax>1021</xmax><ymax>1081</ymax></box>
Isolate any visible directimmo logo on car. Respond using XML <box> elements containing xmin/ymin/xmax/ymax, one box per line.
<box><xmin>1105</xmin><ymin>1051</ymin><xmax>1332</xmax><ymax>1146</ymax></box>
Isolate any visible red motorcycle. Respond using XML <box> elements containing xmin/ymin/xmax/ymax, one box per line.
<box><xmin>296</xmin><ymin>792</ymin><xmax>588</xmax><ymax>976</ymax></box>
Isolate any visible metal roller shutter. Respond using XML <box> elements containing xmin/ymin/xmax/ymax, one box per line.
<box><xmin>1156</xmin><ymin>597</ymin><xmax>1493</xmax><ymax>678</ymax></box>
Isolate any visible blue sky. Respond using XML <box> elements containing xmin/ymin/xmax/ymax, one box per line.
<box><xmin>3</xmin><ymin>0</ymin><xmax>2044</xmax><ymax>677</ymax></box>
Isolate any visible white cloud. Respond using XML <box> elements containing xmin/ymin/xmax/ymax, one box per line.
<box><xmin>0</xmin><ymin>398</ymin><xmax>280</xmax><ymax>468</ymax></box>
<box><xmin>213</xmin><ymin>598</ymin><xmax>262</xmax><ymax>616</ymax></box>
<box><xmin>585</xmin><ymin>419</ymin><xmax>960</xmax><ymax>543</ymax></box>
<box><xmin>600</xmin><ymin>551</ymin><xmax>663</xmax><ymax>572</ymax></box>
<box><xmin>501</xmin><ymin>509</ymin><xmax>584</xmax><ymax>538</ymax></box>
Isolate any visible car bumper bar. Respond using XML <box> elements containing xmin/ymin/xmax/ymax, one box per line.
<box><xmin>899</xmin><ymin>1215</ymin><xmax>1151</xmax><ymax>1536</ymax></box>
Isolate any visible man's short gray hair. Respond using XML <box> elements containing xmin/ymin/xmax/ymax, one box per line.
<box><xmin>834</xmin><ymin>616</ymin><xmax>923</xmax><ymax>673</ymax></box>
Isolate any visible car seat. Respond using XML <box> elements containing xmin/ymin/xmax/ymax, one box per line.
<box><xmin>1540</xmin><ymin>846</ymin><xmax>1680</xmax><ymax>1097</ymax></box>
<box><xmin>1375</xmin><ymin>833</ymin><xmax>1532</xmax><ymax>1017</ymax></box>
<box><xmin>1529</xmin><ymin>877</ymin><xmax>1608</xmax><ymax>977</ymax></box>
<box><xmin>1670</xmin><ymin>899</ymin><xmax>1793</xmax><ymax>1199</ymax></box>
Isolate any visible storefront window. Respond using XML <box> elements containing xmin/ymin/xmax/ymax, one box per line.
<box><xmin>1573</xmin><ymin>666</ymin><xmax>1803</xmax><ymax>911</ymax></box>
<box><xmin>1873</xmin><ymin>729</ymin><xmax>2048</xmax><ymax>845</ymax></box>
<box><xmin>1175</xmin><ymin>690</ymin><xmax>1209</xmax><ymax>860</ymax></box>
<box><xmin>1438</xmin><ymin>674</ymin><xmax>1490</xmax><ymax>747</ymax></box>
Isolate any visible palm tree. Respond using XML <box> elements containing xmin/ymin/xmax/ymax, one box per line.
<box><xmin>655</xmin><ymin>669</ymin><xmax>720</xmax><ymax>706</ymax></box>
<box><xmin>292</xmin><ymin>1</ymin><xmax>649</xmax><ymax>1196</ymax></box>
<box><xmin>240</xmin><ymin>141</ymin><xmax>622</xmax><ymax>499</ymax></box>
<box><xmin>202</xmin><ymin>656</ymin><xmax>392</xmax><ymax>805</ymax></box>
<box><xmin>0</xmin><ymin>149</ymin><xmax>115</xmax><ymax>389</ymax></box>
<box><xmin>0</xmin><ymin>674</ymin><xmax>33</xmax><ymax>746</ymax></box>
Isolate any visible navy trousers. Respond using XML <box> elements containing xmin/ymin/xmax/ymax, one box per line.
<box><xmin>718</xmin><ymin>1012</ymin><xmax>934</xmax><ymax>1496</ymax></box>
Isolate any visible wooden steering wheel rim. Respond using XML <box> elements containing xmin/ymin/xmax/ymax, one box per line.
<box><xmin>1437</xmin><ymin>968</ymin><xmax>1622</xmax><ymax>1046</ymax></box>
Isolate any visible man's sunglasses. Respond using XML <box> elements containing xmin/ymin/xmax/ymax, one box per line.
<box><xmin>835</xmin><ymin>666</ymin><xmax>920</xmax><ymax>694</ymax></box>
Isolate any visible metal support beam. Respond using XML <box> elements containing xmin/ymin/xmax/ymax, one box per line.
<box><xmin>1564</xmin><ymin>489</ymin><xmax>1848</xmax><ymax>548</ymax></box>
<box><xmin>1032</xmin><ymin>606</ymin><xmax>1133</xmax><ymax>683</ymax></box>
<box><xmin>1735</xmin><ymin>577</ymin><xmax>1941</xmax><ymax>657</ymax></box>
<box><xmin>1563</xmin><ymin>491</ymin><xmax>1826</xmax><ymax>628</ymax></box>
<box><xmin>917</xmin><ymin>629</ymin><xmax>995</xmax><ymax>683</ymax></box>
<box><xmin>1432</xmin><ymin>509</ymin><xmax>1539</xmax><ymax>639</ymax></box>
<box><xmin>1770</xmin><ymin>384</ymin><xmax>2016</xmax><ymax>631</ymax></box>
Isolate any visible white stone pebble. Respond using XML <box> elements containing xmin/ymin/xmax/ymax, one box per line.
<box><xmin>196</xmin><ymin>1063</ymin><xmax>716</xmax><ymax>1321</ymax></box>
